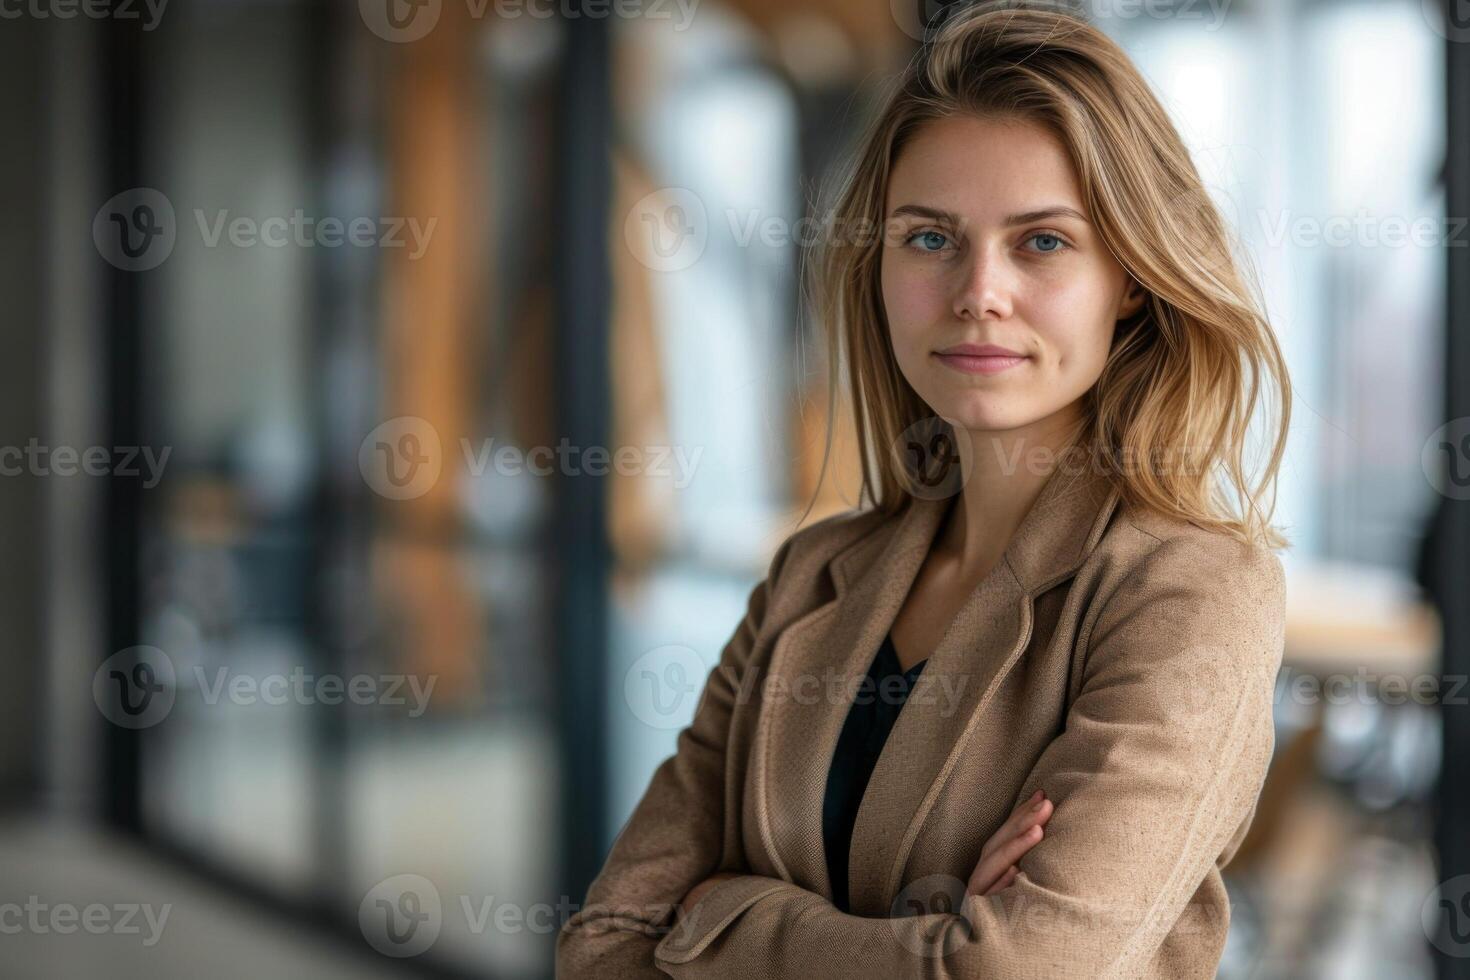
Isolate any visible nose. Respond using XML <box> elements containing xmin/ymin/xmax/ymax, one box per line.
<box><xmin>952</xmin><ymin>242</ymin><xmax>1014</xmax><ymax>321</ymax></box>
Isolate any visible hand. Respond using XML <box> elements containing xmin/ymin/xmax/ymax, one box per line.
<box><xmin>965</xmin><ymin>789</ymin><xmax>1054</xmax><ymax>897</ymax></box>
<box><xmin>677</xmin><ymin>871</ymin><xmax>743</xmax><ymax>922</ymax></box>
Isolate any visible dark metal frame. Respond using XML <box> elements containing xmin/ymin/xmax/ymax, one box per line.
<box><xmin>101</xmin><ymin>0</ymin><xmax>145</xmax><ymax>837</ymax></box>
<box><xmin>1433</xmin><ymin>5</ymin><xmax>1470</xmax><ymax>977</ymax></box>
<box><xmin>552</xmin><ymin>8</ymin><xmax>613</xmax><ymax>908</ymax></box>
<box><xmin>0</xmin><ymin>0</ymin><xmax>49</xmax><ymax>811</ymax></box>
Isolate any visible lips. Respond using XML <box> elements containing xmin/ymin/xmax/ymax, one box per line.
<box><xmin>935</xmin><ymin>343</ymin><xmax>1024</xmax><ymax>358</ymax></box>
<box><xmin>933</xmin><ymin>352</ymin><xmax>1027</xmax><ymax>375</ymax></box>
<box><xmin>932</xmin><ymin>343</ymin><xmax>1029</xmax><ymax>376</ymax></box>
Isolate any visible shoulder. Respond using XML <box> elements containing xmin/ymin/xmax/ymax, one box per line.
<box><xmin>736</xmin><ymin>504</ymin><xmax>891</xmax><ymax>635</ymax></box>
<box><xmin>765</xmin><ymin>503</ymin><xmax>891</xmax><ymax>583</ymax></box>
<box><xmin>1080</xmin><ymin>500</ymin><xmax>1288</xmax><ymax>675</ymax></box>
<box><xmin>1091</xmin><ymin>498</ymin><xmax>1286</xmax><ymax>603</ymax></box>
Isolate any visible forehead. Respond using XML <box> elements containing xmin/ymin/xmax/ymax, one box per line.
<box><xmin>885</xmin><ymin>114</ymin><xmax>1084</xmax><ymax>215</ymax></box>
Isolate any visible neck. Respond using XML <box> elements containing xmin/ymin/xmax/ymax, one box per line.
<box><xmin>938</xmin><ymin>407</ymin><xmax>1089</xmax><ymax>578</ymax></box>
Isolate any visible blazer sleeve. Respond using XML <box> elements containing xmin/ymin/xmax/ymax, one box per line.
<box><xmin>650</xmin><ymin>532</ymin><xmax>1288</xmax><ymax>980</ymax></box>
<box><xmin>555</xmin><ymin>533</ymin><xmax>796</xmax><ymax>980</ymax></box>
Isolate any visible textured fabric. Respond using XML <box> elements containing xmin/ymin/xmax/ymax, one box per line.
<box><xmin>555</xmin><ymin>460</ymin><xmax>1288</xmax><ymax>980</ymax></box>
<box><xmin>822</xmin><ymin>632</ymin><xmax>928</xmax><ymax>915</ymax></box>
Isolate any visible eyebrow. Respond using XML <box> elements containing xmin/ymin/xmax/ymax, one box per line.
<box><xmin>888</xmin><ymin>203</ymin><xmax>1091</xmax><ymax>226</ymax></box>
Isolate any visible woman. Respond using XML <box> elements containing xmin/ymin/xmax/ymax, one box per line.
<box><xmin>558</xmin><ymin>3</ymin><xmax>1291</xmax><ymax>977</ymax></box>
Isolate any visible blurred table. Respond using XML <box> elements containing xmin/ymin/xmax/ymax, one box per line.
<box><xmin>1281</xmin><ymin>558</ymin><xmax>1440</xmax><ymax>678</ymax></box>
<box><xmin>1230</xmin><ymin>558</ymin><xmax>1440</xmax><ymax>874</ymax></box>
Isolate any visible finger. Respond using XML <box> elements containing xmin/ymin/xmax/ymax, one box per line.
<box><xmin>982</xmin><ymin>864</ymin><xmax>1019</xmax><ymax>897</ymax></box>
<box><xmin>969</xmin><ymin>843</ymin><xmax>1023</xmax><ymax>897</ymax></box>
<box><xmin>971</xmin><ymin>823</ymin><xmax>1044</xmax><ymax>891</ymax></box>
<box><xmin>972</xmin><ymin>863</ymin><xmax>1017</xmax><ymax>898</ymax></box>
<box><xmin>981</xmin><ymin>795</ymin><xmax>1052</xmax><ymax>858</ymax></box>
<box><xmin>998</xmin><ymin>792</ymin><xmax>1047</xmax><ymax>841</ymax></box>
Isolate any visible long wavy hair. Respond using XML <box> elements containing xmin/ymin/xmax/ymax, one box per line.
<box><xmin>799</xmin><ymin>1</ymin><xmax>1292</xmax><ymax>550</ymax></box>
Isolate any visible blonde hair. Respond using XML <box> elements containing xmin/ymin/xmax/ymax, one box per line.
<box><xmin>799</xmin><ymin>1</ymin><xmax>1291</xmax><ymax>550</ymax></box>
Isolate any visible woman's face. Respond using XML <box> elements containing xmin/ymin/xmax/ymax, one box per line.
<box><xmin>880</xmin><ymin>113</ymin><xmax>1143</xmax><ymax>440</ymax></box>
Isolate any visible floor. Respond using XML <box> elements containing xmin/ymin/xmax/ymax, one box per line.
<box><xmin>1224</xmin><ymin>783</ymin><xmax>1437</xmax><ymax>979</ymax></box>
<box><xmin>0</xmin><ymin>815</ymin><xmax>427</xmax><ymax>980</ymax></box>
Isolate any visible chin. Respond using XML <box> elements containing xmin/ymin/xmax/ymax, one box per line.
<box><xmin>934</xmin><ymin>405</ymin><xmax>1035</xmax><ymax>435</ymax></box>
<box><xmin>919</xmin><ymin>388</ymin><xmax>1023</xmax><ymax>427</ymax></box>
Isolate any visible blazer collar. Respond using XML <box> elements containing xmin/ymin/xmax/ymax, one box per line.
<box><xmin>752</xmin><ymin>457</ymin><xmax>1121</xmax><ymax>915</ymax></box>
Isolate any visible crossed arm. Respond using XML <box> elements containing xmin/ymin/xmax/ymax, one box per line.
<box><xmin>554</xmin><ymin>535</ymin><xmax>797</xmax><ymax>979</ymax></box>
<box><xmin>558</xmin><ymin>533</ymin><xmax>1286</xmax><ymax>980</ymax></box>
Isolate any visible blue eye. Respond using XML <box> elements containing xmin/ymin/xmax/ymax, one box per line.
<box><xmin>1029</xmin><ymin>233</ymin><xmax>1069</xmax><ymax>254</ymax></box>
<box><xmin>906</xmin><ymin>230</ymin><xmax>950</xmax><ymax>252</ymax></box>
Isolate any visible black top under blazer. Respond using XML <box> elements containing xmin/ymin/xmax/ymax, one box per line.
<box><xmin>821</xmin><ymin>631</ymin><xmax>928</xmax><ymax>913</ymax></box>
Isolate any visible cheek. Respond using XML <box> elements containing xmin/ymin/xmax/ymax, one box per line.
<box><xmin>881</xmin><ymin>256</ymin><xmax>945</xmax><ymax>334</ymax></box>
<box><xmin>1031</xmin><ymin>280</ymin><xmax>1117</xmax><ymax>369</ymax></box>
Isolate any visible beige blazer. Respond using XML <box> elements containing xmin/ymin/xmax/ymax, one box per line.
<box><xmin>557</xmin><ymin>460</ymin><xmax>1287</xmax><ymax>979</ymax></box>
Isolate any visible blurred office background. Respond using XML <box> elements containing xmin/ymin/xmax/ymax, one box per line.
<box><xmin>2</xmin><ymin>0</ymin><xmax>1469</xmax><ymax>976</ymax></box>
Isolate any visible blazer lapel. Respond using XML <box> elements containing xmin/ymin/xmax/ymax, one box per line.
<box><xmin>753</xmin><ymin>488</ymin><xmax>952</xmax><ymax>897</ymax></box>
<box><xmin>753</xmin><ymin>458</ymin><xmax>1121</xmax><ymax>913</ymax></box>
